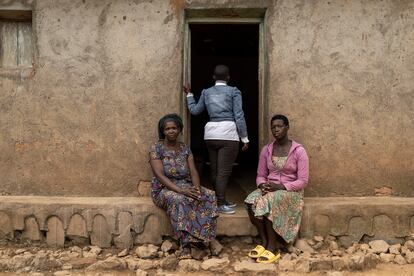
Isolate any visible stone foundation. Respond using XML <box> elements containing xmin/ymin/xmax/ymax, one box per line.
<box><xmin>0</xmin><ymin>196</ymin><xmax>413</xmax><ymax>248</ymax></box>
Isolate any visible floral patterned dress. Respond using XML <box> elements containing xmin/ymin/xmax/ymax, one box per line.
<box><xmin>245</xmin><ymin>156</ymin><xmax>304</xmax><ymax>243</ymax></box>
<box><xmin>149</xmin><ymin>141</ymin><xmax>218</xmax><ymax>245</ymax></box>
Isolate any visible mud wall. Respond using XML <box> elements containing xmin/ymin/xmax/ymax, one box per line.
<box><xmin>0</xmin><ymin>0</ymin><xmax>413</xmax><ymax>196</ymax></box>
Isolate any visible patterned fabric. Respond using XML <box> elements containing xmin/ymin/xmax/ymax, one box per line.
<box><xmin>149</xmin><ymin>141</ymin><xmax>218</xmax><ymax>244</ymax></box>
<box><xmin>271</xmin><ymin>156</ymin><xmax>288</xmax><ymax>170</ymax></box>
<box><xmin>245</xmin><ymin>189</ymin><xmax>304</xmax><ymax>243</ymax></box>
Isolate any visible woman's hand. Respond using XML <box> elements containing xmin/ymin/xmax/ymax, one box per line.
<box><xmin>183</xmin><ymin>84</ymin><xmax>191</xmax><ymax>94</ymax></box>
<box><xmin>264</xmin><ymin>181</ymin><xmax>286</xmax><ymax>192</ymax></box>
<box><xmin>180</xmin><ymin>186</ymin><xmax>201</xmax><ymax>200</ymax></box>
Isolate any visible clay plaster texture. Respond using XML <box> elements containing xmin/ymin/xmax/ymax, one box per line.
<box><xmin>0</xmin><ymin>0</ymin><xmax>413</xmax><ymax>197</ymax></box>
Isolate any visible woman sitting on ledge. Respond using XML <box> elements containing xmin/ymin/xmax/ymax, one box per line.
<box><xmin>245</xmin><ymin>114</ymin><xmax>309</xmax><ymax>263</ymax></box>
<box><xmin>149</xmin><ymin>114</ymin><xmax>219</xmax><ymax>259</ymax></box>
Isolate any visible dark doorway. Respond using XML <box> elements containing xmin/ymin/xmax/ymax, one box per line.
<box><xmin>189</xmin><ymin>24</ymin><xmax>259</xmax><ymax>202</ymax></box>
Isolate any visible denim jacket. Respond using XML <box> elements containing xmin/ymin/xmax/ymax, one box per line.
<box><xmin>187</xmin><ymin>85</ymin><xmax>248</xmax><ymax>138</ymax></box>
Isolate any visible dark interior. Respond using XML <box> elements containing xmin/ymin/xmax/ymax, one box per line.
<box><xmin>189</xmin><ymin>24</ymin><xmax>259</xmax><ymax>200</ymax></box>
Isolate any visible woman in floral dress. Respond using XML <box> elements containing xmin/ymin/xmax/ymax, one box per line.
<box><xmin>245</xmin><ymin>114</ymin><xmax>309</xmax><ymax>263</ymax></box>
<box><xmin>149</xmin><ymin>114</ymin><xmax>218</xmax><ymax>259</ymax></box>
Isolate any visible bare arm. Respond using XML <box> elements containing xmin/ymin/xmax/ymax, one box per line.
<box><xmin>187</xmin><ymin>154</ymin><xmax>201</xmax><ymax>191</ymax></box>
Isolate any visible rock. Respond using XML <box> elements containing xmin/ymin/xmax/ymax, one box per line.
<box><xmin>278</xmin><ymin>258</ymin><xmax>296</xmax><ymax>271</ymax></box>
<box><xmin>379</xmin><ymin>253</ymin><xmax>395</xmax><ymax>263</ymax></box>
<box><xmin>329</xmin><ymin>241</ymin><xmax>339</xmax><ymax>251</ymax></box>
<box><xmin>389</xmin><ymin>244</ymin><xmax>401</xmax><ymax>255</ymax></box>
<box><xmin>31</xmin><ymin>252</ymin><xmax>62</xmax><ymax>271</ymax></box>
<box><xmin>405</xmin><ymin>251</ymin><xmax>414</xmax><ymax>264</ymax></box>
<box><xmin>295</xmin><ymin>259</ymin><xmax>310</xmax><ymax>273</ymax></box>
<box><xmin>313</xmin><ymin>241</ymin><xmax>324</xmax><ymax>250</ymax></box>
<box><xmin>68</xmin><ymin>257</ymin><xmax>97</xmax><ymax>269</ymax></box>
<box><xmin>191</xmin><ymin>247</ymin><xmax>207</xmax><ymax>261</ymax></box>
<box><xmin>161</xmin><ymin>240</ymin><xmax>176</xmax><ymax>253</ymax></box>
<box><xmin>160</xmin><ymin>254</ymin><xmax>178</xmax><ymax>270</ymax></box>
<box><xmin>126</xmin><ymin>258</ymin><xmax>160</xmax><ymax>270</ymax></box>
<box><xmin>118</xmin><ymin>248</ymin><xmax>129</xmax><ymax>257</ymax></box>
<box><xmin>310</xmin><ymin>258</ymin><xmax>333</xmax><ymax>271</ymax></box>
<box><xmin>401</xmin><ymin>246</ymin><xmax>409</xmax><ymax>256</ymax></box>
<box><xmin>350</xmin><ymin>253</ymin><xmax>379</xmax><ymax>270</ymax></box>
<box><xmin>332</xmin><ymin>256</ymin><xmax>349</xmax><ymax>271</ymax></box>
<box><xmin>61</xmin><ymin>264</ymin><xmax>72</xmax><ymax>270</ymax></box>
<box><xmin>369</xmin><ymin>240</ymin><xmax>389</xmax><ymax>253</ymax></box>
<box><xmin>294</xmin><ymin>239</ymin><xmax>315</xmax><ymax>254</ymax></box>
<box><xmin>209</xmin><ymin>239</ymin><xmax>223</xmax><ymax>256</ymax></box>
<box><xmin>200</xmin><ymin>257</ymin><xmax>229</xmax><ymax>271</ymax></box>
<box><xmin>314</xmin><ymin>236</ymin><xmax>324</xmax><ymax>242</ymax></box>
<box><xmin>233</xmin><ymin>260</ymin><xmax>276</xmax><ymax>272</ymax></box>
<box><xmin>405</xmin><ymin>240</ymin><xmax>414</xmax><ymax>251</ymax></box>
<box><xmin>231</xmin><ymin>245</ymin><xmax>240</xmax><ymax>251</ymax></box>
<box><xmin>15</xmin><ymin>249</ymin><xmax>27</xmax><ymax>254</ymax></box>
<box><xmin>346</xmin><ymin>243</ymin><xmax>358</xmax><ymax>254</ymax></box>
<box><xmin>307</xmin><ymin>239</ymin><xmax>316</xmax><ymax>246</ymax></box>
<box><xmin>135</xmin><ymin>244</ymin><xmax>159</xmax><ymax>259</ymax></box>
<box><xmin>178</xmin><ymin>259</ymin><xmax>201</xmax><ymax>272</ymax></box>
<box><xmin>89</xmin><ymin>246</ymin><xmax>102</xmax><ymax>255</ymax></box>
<box><xmin>359</xmin><ymin>244</ymin><xmax>370</xmax><ymax>253</ymax></box>
<box><xmin>332</xmin><ymin>250</ymin><xmax>343</xmax><ymax>256</ymax></box>
<box><xmin>240</xmin><ymin>236</ymin><xmax>253</xmax><ymax>244</ymax></box>
<box><xmin>394</xmin><ymin>254</ymin><xmax>407</xmax><ymax>265</ymax></box>
<box><xmin>287</xmin><ymin>245</ymin><xmax>301</xmax><ymax>255</ymax></box>
<box><xmin>136</xmin><ymin>269</ymin><xmax>148</xmax><ymax>276</ymax></box>
<box><xmin>85</xmin><ymin>256</ymin><xmax>126</xmax><ymax>271</ymax></box>
<box><xmin>53</xmin><ymin>272</ymin><xmax>71</xmax><ymax>276</ymax></box>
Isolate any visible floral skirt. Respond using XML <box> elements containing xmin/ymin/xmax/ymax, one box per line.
<box><xmin>245</xmin><ymin>189</ymin><xmax>304</xmax><ymax>243</ymax></box>
<box><xmin>152</xmin><ymin>180</ymin><xmax>218</xmax><ymax>244</ymax></box>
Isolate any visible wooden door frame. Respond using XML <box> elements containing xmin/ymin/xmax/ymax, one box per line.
<box><xmin>181</xmin><ymin>14</ymin><xmax>269</xmax><ymax>151</ymax></box>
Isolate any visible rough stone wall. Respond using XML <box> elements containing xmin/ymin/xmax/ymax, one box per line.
<box><xmin>266</xmin><ymin>0</ymin><xmax>414</xmax><ymax>196</ymax></box>
<box><xmin>0</xmin><ymin>0</ymin><xmax>413</xmax><ymax>197</ymax></box>
<box><xmin>0</xmin><ymin>0</ymin><xmax>183</xmax><ymax>196</ymax></box>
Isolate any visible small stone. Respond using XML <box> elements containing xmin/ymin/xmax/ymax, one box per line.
<box><xmin>231</xmin><ymin>245</ymin><xmax>240</xmax><ymax>252</ymax></box>
<box><xmin>135</xmin><ymin>244</ymin><xmax>159</xmax><ymax>259</ymax></box>
<box><xmin>405</xmin><ymin>240</ymin><xmax>414</xmax><ymax>251</ymax></box>
<box><xmin>85</xmin><ymin>256</ymin><xmax>126</xmax><ymax>271</ymax></box>
<box><xmin>379</xmin><ymin>253</ymin><xmax>395</xmax><ymax>263</ymax></box>
<box><xmin>394</xmin><ymin>254</ymin><xmax>407</xmax><ymax>265</ymax></box>
<box><xmin>329</xmin><ymin>241</ymin><xmax>339</xmax><ymax>251</ymax></box>
<box><xmin>15</xmin><ymin>249</ymin><xmax>27</xmax><ymax>254</ymax></box>
<box><xmin>209</xmin><ymin>239</ymin><xmax>223</xmax><ymax>256</ymax></box>
<box><xmin>68</xmin><ymin>257</ymin><xmax>97</xmax><ymax>269</ymax></box>
<box><xmin>314</xmin><ymin>236</ymin><xmax>324</xmax><ymax>242</ymax></box>
<box><xmin>389</xmin><ymin>244</ymin><xmax>401</xmax><ymax>255</ymax></box>
<box><xmin>307</xmin><ymin>239</ymin><xmax>316</xmax><ymax>246</ymax></box>
<box><xmin>278</xmin><ymin>258</ymin><xmax>296</xmax><ymax>271</ymax></box>
<box><xmin>89</xmin><ymin>246</ymin><xmax>102</xmax><ymax>255</ymax></box>
<box><xmin>200</xmin><ymin>257</ymin><xmax>229</xmax><ymax>271</ymax></box>
<box><xmin>294</xmin><ymin>239</ymin><xmax>315</xmax><ymax>254</ymax></box>
<box><xmin>233</xmin><ymin>260</ymin><xmax>276</xmax><ymax>272</ymax></box>
<box><xmin>326</xmin><ymin>272</ymin><xmax>344</xmax><ymax>276</ymax></box>
<box><xmin>313</xmin><ymin>241</ymin><xmax>324</xmax><ymax>250</ymax></box>
<box><xmin>240</xmin><ymin>236</ymin><xmax>253</xmax><ymax>244</ymax></box>
<box><xmin>350</xmin><ymin>253</ymin><xmax>379</xmax><ymax>270</ymax></box>
<box><xmin>401</xmin><ymin>246</ymin><xmax>409</xmax><ymax>255</ymax></box>
<box><xmin>62</xmin><ymin>264</ymin><xmax>72</xmax><ymax>270</ymax></box>
<box><xmin>136</xmin><ymin>269</ymin><xmax>148</xmax><ymax>276</ymax></box>
<box><xmin>405</xmin><ymin>251</ymin><xmax>414</xmax><ymax>264</ymax></box>
<box><xmin>178</xmin><ymin>259</ymin><xmax>201</xmax><ymax>272</ymax></box>
<box><xmin>332</xmin><ymin>250</ymin><xmax>343</xmax><ymax>256</ymax></box>
<box><xmin>295</xmin><ymin>259</ymin><xmax>310</xmax><ymax>273</ymax></box>
<box><xmin>118</xmin><ymin>249</ymin><xmax>129</xmax><ymax>257</ymax></box>
<box><xmin>160</xmin><ymin>254</ymin><xmax>178</xmax><ymax>270</ymax></box>
<box><xmin>369</xmin><ymin>240</ymin><xmax>390</xmax><ymax>254</ymax></box>
<box><xmin>287</xmin><ymin>245</ymin><xmax>300</xmax><ymax>255</ymax></box>
<box><xmin>359</xmin><ymin>244</ymin><xmax>370</xmax><ymax>253</ymax></box>
<box><xmin>332</xmin><ymin>256</ymin><xmax>349</xmax><ymax>271</ymax></box>
<box><xmin>191</xmin><ymin>247</ymin><xmax>207</xmax><ymax>261</ymax></box>
<box><xmin>310</xmin><ymin>258</ymin><xmax>333</xmax><ymax>271</ymax></box>
<box><xmin>126</xmin><ymin>258</ymin><xmax>159</xmax><ymax>270</ymax></box>
<box><xmin>70</xmin><ymin>246</ymin><xmax>82</xmax><ymax>254</ymax></box>
<box><xmin>161</xmin><ymin>240</ymin><xmax>175</xmax><ymax>253</ymax></box>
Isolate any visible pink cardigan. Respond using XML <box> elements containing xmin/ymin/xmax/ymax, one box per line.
<box><xmin>256</xmin><ymin>140</ymin><xmax>309</xmax><ymax>191</ymax></box>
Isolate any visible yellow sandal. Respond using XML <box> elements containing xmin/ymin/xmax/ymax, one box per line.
<box><xmin>256</xmin><ymin>250</ymin><xmax>281</xmax><ymax>263</ymax></box>
<box><xmin>247</xmin><ymin>245</ymin><xmax>266</xmax><ymax>258</ymax></box>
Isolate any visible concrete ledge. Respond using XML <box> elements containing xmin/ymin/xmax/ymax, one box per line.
<box><xmin>0</xmin><ymin>196</ymin><xmax>413</xmax><ymax>248</ymax></box>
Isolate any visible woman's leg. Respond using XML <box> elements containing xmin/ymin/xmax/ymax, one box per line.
<box><xmin>246</xmin><ymin>204</ymin><xmax>268</xmax><ymax>248</ymax></box>
<box><xmin>263</xmin><ymin>217</ymin><xmax>281</xmax><ymax>253</ymax></box>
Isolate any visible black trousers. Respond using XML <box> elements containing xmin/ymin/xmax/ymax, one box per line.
<box><xmin>205</xmin><ymin>140</ymin><xmax>239</xmax><ymax>206</ymax></box>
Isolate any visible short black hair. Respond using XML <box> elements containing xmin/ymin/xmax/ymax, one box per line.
<box><xmin>213</xmin><ymin>65</ymin><xmax>229</xmax><ymax>81</ymax></box>
<box><xmin>158</xmin><ymin>114</ymin><xmax>183</xmax><ymax>139</ymax></box>
<box><xmin>271</xmin><ymin>114</ymin><xmax>289</xmax><ymax>126</ymax></box>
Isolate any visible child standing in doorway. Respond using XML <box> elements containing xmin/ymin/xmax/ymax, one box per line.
<box><xmin>184</xmin><ymin>65</ymin><xmax>249</xmax><ymax>214</ymax></box>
